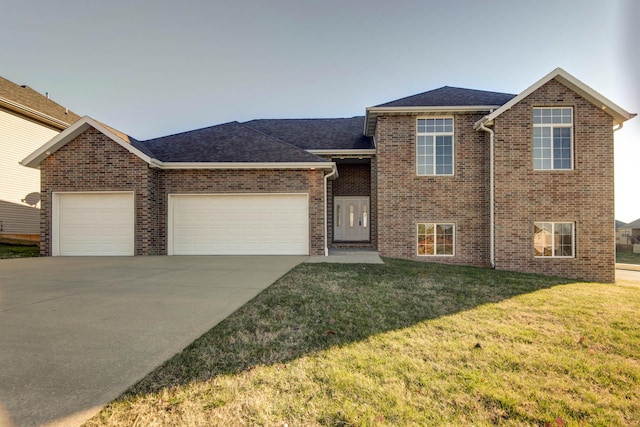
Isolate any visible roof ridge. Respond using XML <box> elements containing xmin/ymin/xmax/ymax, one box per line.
<box><xmin>238</xmin><ymin>122</ymin><xmax>329</xmax><ymax>162</ymax></box>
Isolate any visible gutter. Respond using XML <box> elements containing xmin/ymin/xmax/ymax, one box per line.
<box><xmin>0</xmin><ymin>96</ymin><xmax>72</xmax><ymax>130</ymax></box>
<box><xmin>323</xmin><ymin>166</ymin><xmax>338</xmax><ymax>256</ymax></box>
<box><xmin>476</xmin><ymin>121</ymin><xmax>496</xmax><ymax>268</ymax></box>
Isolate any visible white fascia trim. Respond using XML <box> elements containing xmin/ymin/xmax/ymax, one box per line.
<box><xmin>365</xmin><ymin>105</ymin><xmax>501</xmax><ymax>136</ymax></box>
<box><xmin>151</xmin><ymin>159</ymin><xmax>337</xmax><ymax>172</ymax></box>
<box><xmin>21</xmin><ymin>116</ymin><xmax>152</xmax><ymax>168</ymax></box>
<box><xmin>0</xmin><ymin>96</ymin><xmax>73</xmax><ymax>130</ymax></box>
<box><xmin>307</xmin><ymin>149</ymin><xmax>376</xmax><ymax>156</ymax></box>
<box><xmin>475</xmin><ymin>67</ymin><xmax>636</xmax><ymax>128</ymax></box>
<box><xmin>367</xmin><ymin>105</ymin><xmax>502</xmax><ymax>114</ymax></box>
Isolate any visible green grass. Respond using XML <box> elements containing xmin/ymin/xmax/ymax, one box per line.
<box><xmin>617</xmin><ymin>250</ymin><xmax>640</xmax><ymax>265</ymax></box>
<box><xmin>85</xmin><ymin>260</ymin><xmax>640</xmax><ymax>426</ymax></box>
<box><xmin>0</xmin><ymin>243</ymin><xmax>40</xmax><ymax>259</ymax></box>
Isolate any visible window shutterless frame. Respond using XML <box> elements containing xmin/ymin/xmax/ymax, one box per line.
<box><xmin>416</xmin><ymin>117</ymin><xmax>454</xmax><ymax>176</ymax></box>
<box><xmin>533</xmin><ymin>107</ymin><xmax>573</xmax><ymax>170</ymax></box>
<box><xmin>533</xmin><ymin>221</ymin><xmax>575</xmax><ymax>258</ymax></box>
<box><xmin>417</xmin><ymin>222</ymin><xmax>455</xmax><ymax>256</ymax></box>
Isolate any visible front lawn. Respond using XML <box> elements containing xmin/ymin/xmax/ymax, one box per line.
<box><xmin>617</xmin><ymin>250</ymin><xmax>640</xmax><ymax>265</ymax></box>
<box><xmin>0</xmin><ymin>243</ymin><xmax>40</xmax><ymax>259</ymax></box>
<box><xmin>86</xmin><ymin>260</ymin><xmax>640</xmax><ymax>426</ymax></box>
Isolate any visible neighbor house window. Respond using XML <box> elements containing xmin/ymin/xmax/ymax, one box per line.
<box><xmin>534</xmin><ymin>222</ymin><xmax>574</xmax><ymax>257</ymax></box>
<box><xmin>533</xmin><ymin>107</ymin><xmax>573</xmax><ymax>170</ymax></box>
<box><xmin>417</xmin><ymin>118</ymin><xmax>454</xmax><ymax>175</ymax></box>
<box><xmin>417</xmin><ymin>223</ymin><xmax>455</xmax><ymax>256</ymax></box>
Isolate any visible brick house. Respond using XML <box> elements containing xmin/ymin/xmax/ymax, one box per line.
<box><xmin>22</xmin><ymin>68</ymin><xmax>635</xmax><ymax>282</ymax></box>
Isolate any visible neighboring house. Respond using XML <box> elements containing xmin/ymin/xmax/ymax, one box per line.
<box><xmin>617</xmin><ymin>218</ymin><xmax>640</xmax><ymax>245</ymax></box>
<box><xmin>616</xmin><ymin>220</ymin><xmax>627</xmax><ymax>244</ymax></box>
<box><xmin>0</xmin><ymin>76</ymin><xmax>80</xmax><ymax>242</ymax></box>
<box><xmin>22</xmin><ymin>68</ymin><xmax>635</xmax><ymax>282</ymax></box>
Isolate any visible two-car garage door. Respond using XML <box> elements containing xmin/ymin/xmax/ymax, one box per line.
<box><xmin>169</xmin><ymin>194</ymin><xmax>309</xmax><ymax>255</ymax></box>
<box><xmin>53</xmin><ymin>192</ymin><xmax>309</xmax><ymax>256</ymax></box>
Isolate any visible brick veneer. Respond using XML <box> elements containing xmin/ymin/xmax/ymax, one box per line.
<box><xmin>40</xmin><ymin>128</ymin><xmax>326</xmax><ymax>256</ymax></box>
<box><xmin>492</xmin><ymin>79</ymin><xmax>614</xmax><ymax>282</ymax></box>
<box><xmin>327</xmin><ymin>161</ymin><xmax>377</xmax><ymax>248</ymax></box>
<box><xmin>375</xmin><ymin>112</ymin><xmax>490</xmax><ymax>266</ymax></box>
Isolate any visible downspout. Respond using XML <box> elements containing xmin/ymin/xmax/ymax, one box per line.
<box><xmin>477</xmin><ymin>122</ymin><xmax>496</xmax><ymax>268</ymax></box>
<box><xmin>613</xmin><ymin>123</ymin><xmax>624</xmax><ymax>132</ymax></box>
<box><xmin>323</xmin><ymin>165</ymin><xmax>337</xmax><ymax>256</ymax></box>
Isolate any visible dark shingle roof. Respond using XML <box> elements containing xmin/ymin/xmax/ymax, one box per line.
<box><xmin>0</xmin><ymin>76</ymin><xmax>81</xmax><ymax>125</ymax></box>
<box><xmin>139</xmin><ymin>121</ymin><xmax>328</xmax><ymax>163</ymax></box>
<box><xmin>243</xmin><ymin>117</ymin><xmax>373</xmax><ymax>150</ymax></box>
<box><xmin>376</xmin><ymin>86</ymin><xmax>516</xmax><ymax>108</ymax></box>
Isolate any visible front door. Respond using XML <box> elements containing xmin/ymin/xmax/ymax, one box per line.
<box><xmin>334</xmin><ymin>196</ymin><xmax>370</xmax><ymax>242</ymax></box>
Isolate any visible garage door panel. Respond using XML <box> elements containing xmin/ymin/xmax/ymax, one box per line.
<box><xmin>54</xmin><ymin>193</ymin><xmax>134</xmax><ymax>256</ymax></box>
<box><xmin>170</xmin><ymin>194</ymin><xmax>308</xmax><ymax>255</ymax></box>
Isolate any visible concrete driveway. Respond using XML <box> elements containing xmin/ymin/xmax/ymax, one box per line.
<box><xmin>0</xmin><ymin>256</ymin><xmax>305</xmax><ymax>427</ymax></box>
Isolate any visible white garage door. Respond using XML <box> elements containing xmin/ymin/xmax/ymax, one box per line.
<box><xmin>169</xmin><ymin>194</ymin><xmax>308</xmax><ymax>255</ymax></box>
<box><xmin>53</xmin><ymin>192</ymin><xmax>135</xmax><ymax>256</ymax></box>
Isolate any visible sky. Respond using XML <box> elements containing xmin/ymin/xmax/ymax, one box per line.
<box><xmin>2</xmin><ymin>0</ymin><xmax>639</xmax><ymax>222</ymax></box>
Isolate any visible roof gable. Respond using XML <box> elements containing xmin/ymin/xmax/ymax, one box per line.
<box><xmin>476</xmin><ymin>68</ymin><xmax>636</xmax><ymax>127</ymax></box>
<box><xmin>243</xmin><ymin>117</ymin><xmax>374</xmax><ymax>151</ymax></box>
<box><xmin>0</xmin><ymin>76</ymin><xmax>81</xmax><ymax>129</ymax></box>
<box><xmin>622</xmin><ymin>218</ymin><xmax>640</xmax><ymax>229</ymax></box>
<box><xmin>376</xmin><ymin>86</ymin><xmax>516</xmax><ymax>108</ymax></box>
<box><xmin>140</xmin><ymin>121</ymin><xmax>328</xmax><ymax>163</ymax></box>
<box><xmin>21</xmin><ymin>116</ymin><xmax>152</xmax><ymax>168</ymax></box>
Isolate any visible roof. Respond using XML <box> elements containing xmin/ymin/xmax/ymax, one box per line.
<box><xmin>22</xmin><ymin>116</ymin><xmax>335</xmax><ymax>173</ymax></box>
<box><xmin>243</xmin><ymin>117</ymin><xmax>374</xmax><ymax>151</ymax></box>
<box><xmin>616</xmin><ymin>220</ymin><xmax>627</xmax><ymax>230</ymax></box>
<box><xmin>475</xmin><ymin>68</ymin><xmax>636</xmax><ymax>128</ymax></box>
<box><xmin>140</xmin><ymin>121</ymin><xmax>329</xmax><ymax>163</ymax></box>
<box><xmin>0</xmin><ymin>76</ymin><xmax>81</xmax><ymax>129</ymax></box>
<box><xmin>621</xmin><ymin>218</ymin><xmax>640</xmax><ymax>229</ymax></box>
<box><xmin>364</xmin><ymin>86</ymin><xmax>515</xmax><ymax>136</ymax></box>
<box><xmin>375</xmin><ymin>86</ymin><xmax>516</xmax><ymax>108</ymax></box>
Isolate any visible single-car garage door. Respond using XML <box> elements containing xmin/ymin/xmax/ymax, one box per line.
<box><xmin>53</xmin><ymin>192</ymin><xmax>135</xmax><ymax>256</ymax></box>
<box><xmin>169</xmin><ymin>194</ymin><xmax>308</xmax><ymax>255</ymax></box>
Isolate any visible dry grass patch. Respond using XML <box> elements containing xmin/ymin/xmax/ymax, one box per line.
<box><xmin>85</xmin><ymin>260</ymin><xmax>640</xmax><ymax>426</ymax></box>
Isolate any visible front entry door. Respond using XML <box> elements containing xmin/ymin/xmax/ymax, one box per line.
<box><xmin>334</xmin><ymin>196</ymin><xmax>370</xmax><ymax>241</ymax></box>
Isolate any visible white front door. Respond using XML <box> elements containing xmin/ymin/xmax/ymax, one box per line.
<box><xmin>334</xmin><ymin>196</ymin><xmax>370</xmax><ymax>242</ymax></box>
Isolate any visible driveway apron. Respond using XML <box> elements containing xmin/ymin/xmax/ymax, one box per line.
<box><xmin>0</xmin><ymin>256</ymin><xmax>304</xmax><ymax>427</ymax></box>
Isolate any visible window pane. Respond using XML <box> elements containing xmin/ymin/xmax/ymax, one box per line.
<box><xmin>534</xmin><ymin>222</ymin><xmax>553</xmax><ymax>256</ymax></box>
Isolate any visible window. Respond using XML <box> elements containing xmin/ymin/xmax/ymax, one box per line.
<box><xmin>417</xmin><ymin>223</ymin><xmax>455</xmax><ymax>256</ymax></box>
<box><xmin>534</xmin><ymin>222</ymin><xmax>574</xmax><ymax>257</ymax></box>
<box><xmin>533</xmin><ymin>107</ymin><xmax>573</xmax><ymax>170</ymax></box>
<box><xmin>417</xmin><ymin>118</ymin><xmax>454</xmax><ymax>175</ymax></box>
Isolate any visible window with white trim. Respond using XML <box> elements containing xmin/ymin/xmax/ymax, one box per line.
<box><xmin>417</xmin><ymin>223</ymin><xmax>455</xmax><ymax>256</ymax></box>
<box><xmin>534</xmin><ymin>222</ymin><xmax>574</xmax><ymax>257</ymax></box>
<box><xmin>417</xmin><ymin>118</ymin><xmax>454</xmax><ymax>175</ymax></box>
<box><xmin>533</xmin><ymin>107</ymin><xmax>573</xmax><ymax>170</ymax></box>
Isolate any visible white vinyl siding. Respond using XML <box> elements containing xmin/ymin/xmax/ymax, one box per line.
<box><xmin>169</xmin><ymin>194</ymin><xmax>309</xmax><ymax>255</ymax></box>
<box><xmin>53</xmin><ymin>192</ymin><xmax>135</xmax><ymax>256</ymax></box>
<box><xmin>0</xmin><ymin>109</ymin><xmax>59</xmax><ymax>234</ymax></box>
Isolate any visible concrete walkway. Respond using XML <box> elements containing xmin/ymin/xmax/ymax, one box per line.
<box><xmin>305</xmin><ymin>249</ymin><xmax>384</xmax><ymax>264</ymax></box>
<box><xmin>0</xmin><ymin>256</ymin><xmax>305</xmax><ymax>427</ymax></box>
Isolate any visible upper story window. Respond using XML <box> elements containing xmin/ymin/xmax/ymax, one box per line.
<box><xmin>417</xmin><ymin>118</ymin><xmax>454</xmax><ymax>175</ymax></box>
<box><xmin>533</xmin><ymin>107</ymin><xmax>573</xmax><ymax>170</ymax></box>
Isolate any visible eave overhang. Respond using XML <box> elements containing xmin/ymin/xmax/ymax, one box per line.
<box><xmin>474</xmin><ymin>67</ymin><xmax>636</xmax><ymax>129</ymax></box>
<box><xmin>21</xmin><ymin>116</ymin><xmax>337</xmax><ymax>176</ymax></box>
<box><xmin>364</xmin><ymin>105</ymin><xmax>502</xmax><ymax>137</ymax></box>
<box><xmin>0</xmin><ymin>95</ymin><xmax>73</xmax><ymax>130</ymax></box>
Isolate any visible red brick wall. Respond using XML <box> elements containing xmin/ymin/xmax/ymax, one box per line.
<box><xmin>39</xmin><ymin>128</ymin><xmax>159</xmax><ymax>255</ymax></box>
<box><xmin>159</xmin><ymin>169</ymin><xmax>325</xmax><ymax>255</ymax></box>
<box><xmin>40</xmin><ymin>128</ymin><xmax>327</xmax><ymax>256</ymax></box>
<box><xmin>375</xmin><ymin>113</ymin><xmax>490</xmax><ymax>266</ymax></box>
<box><xmin>493</xmin><ymin>79</ymin><xmax>615</xmax><ymax>282</ymax></box>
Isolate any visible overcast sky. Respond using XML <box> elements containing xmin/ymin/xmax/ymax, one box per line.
<box><xmin>2</xmin><ymin>0</ymin><xmax>638</xmax><ymax>222</ymax></box>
